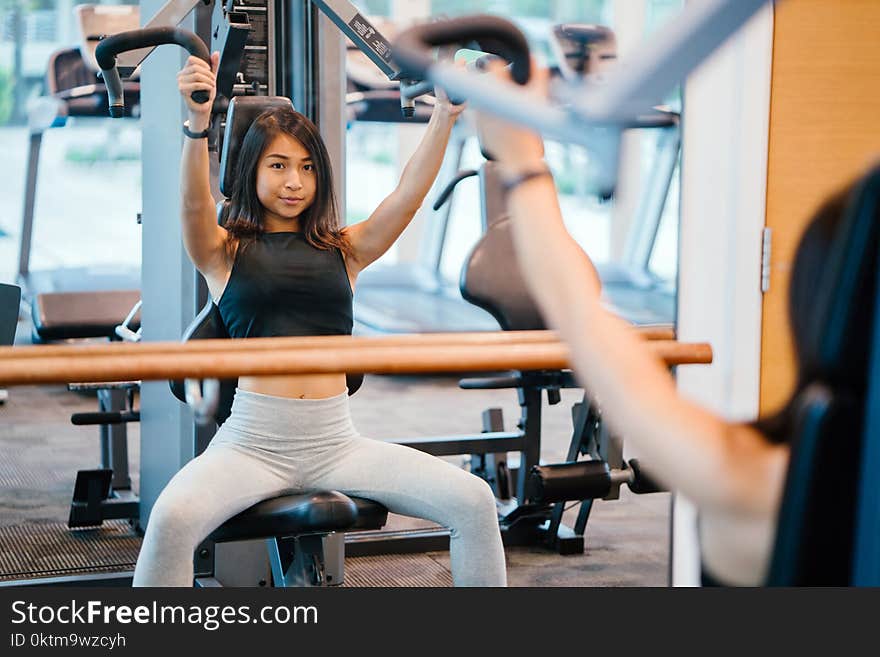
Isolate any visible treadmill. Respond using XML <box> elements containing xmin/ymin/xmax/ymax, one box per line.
<box><xmin>18</xmin><ymin>4</ymin><xmax>141</xmax><ymax>342</ymax></box>
<box><xmin>0</xmin><ymin>283</ymin><xmax>21</xmax><ymax>404</ymax></box>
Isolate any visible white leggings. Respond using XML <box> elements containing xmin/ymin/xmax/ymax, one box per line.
<box><xmin>132</xmin><ymin>388</ymin><xmax>507</xmax><ymax>587</ymax></box>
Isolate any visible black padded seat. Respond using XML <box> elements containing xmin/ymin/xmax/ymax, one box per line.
<box><xmin>31</xmin><ymin>289</ymin><xmax>141</xmax><ymax>341</ymax></box>
<box><xmin>209</xmin><ymin>492</ymin><xmax>388</xmax><ymax>542</ymax></box>
<box><xmin>349</xmin><ymin>495</ymin><xmax>391</xmax><ymax>530</ymax></box>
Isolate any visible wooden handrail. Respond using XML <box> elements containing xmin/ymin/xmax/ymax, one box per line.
<box><xmin>0</xmin><ymin>337</ymin><xmax>711</xmax><ymax>386</ymax></box>
<box><xmin>0</xmin><ymin>326</ymin><xmax>675</xmax><ymax>360</ymax></box>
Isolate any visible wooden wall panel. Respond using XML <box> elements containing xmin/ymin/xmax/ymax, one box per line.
<box><xmin>761</xmin><ymin>0</ymin><xmax>880</xmax><ymax>413</ymax></box>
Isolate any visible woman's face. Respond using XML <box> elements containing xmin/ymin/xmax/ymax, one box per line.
<box><xmin>255</xmin><ymin>132</ymin><xmax>317</xmax><ymax>229</ymax></box>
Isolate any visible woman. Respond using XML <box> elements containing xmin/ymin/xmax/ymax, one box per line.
<box><xmin>132</xmin><ymin>53</ymin><xmax>507</xmax><ymax>587</ymax></box>
<box><xmin>473</xmin><ymin>60</ymin><xmax>863</xmax><ymax>586</ymax></box>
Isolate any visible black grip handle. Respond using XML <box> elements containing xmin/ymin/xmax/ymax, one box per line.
<box><xmin>527</xmin><ymin>461</ymin><xmax>612</xmax><ymax>503</ymax></box>
<box><xmin>433</xmin><ymin>169</ymin><xmax>479</xmax><ymax>211</ymax></box>
<box><xmin>393</xmin><ymin>15</ymin><xmax>531</xmax><ymax>86</ymax></box>
<box><xmin>459</xmin><ymin>375</ymin><xmax>523</xmax><ymax>390</ymax></box>
<box><xmin>71</xmin><ymin>411</ymin><xmax>140</xmax><ymax>426</ymax></box>
<box><xmin>627</xmin><ymin>458</ymin><xmax>665</xmax><ymax>494</ymax></box>
<box><xmin>95</xmin><ymin>27</ymin><xmax>210</xmax><ymax>117</ymax></box>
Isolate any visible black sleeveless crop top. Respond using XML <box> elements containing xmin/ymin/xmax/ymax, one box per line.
<box><xmin>217</xmin><ymin>232</ymin><xmax>353</xmax><ymax>338</ymax></box>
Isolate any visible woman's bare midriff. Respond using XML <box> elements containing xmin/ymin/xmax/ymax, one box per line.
<box><xmin>238</xmin><ymin>373</ymin><xmax>348</xmax><ymax>399</ymax></box>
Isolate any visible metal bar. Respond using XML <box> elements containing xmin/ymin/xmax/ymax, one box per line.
<box><xmin>516</xmin><ymin>386</ymin><xmax>542</xmax><ymax>503</ymax></box>
<box><xmin>311</xmin><ymin>0</ymin><xmax>398</xmax><ymax>80</ymax></box>
<box><xmin>573</xmin><ymin>0</ymin><xmax>769</xmax><ymax>121</ymax></box>
<box><xmin>344</xmin><ymin>527</ymin><xmax>450</xmax><ymax>556</ymax></box>
<box><xmin>392</xmin><ymin>431</ymin><xmax>525</xmax><ymax>457</ymax></box>
<box><xmin>409</xmin><ymin>0</ymin><xmax>772</xmax><ymax>192</ymax></box>
<box><xmin>622</xmin><ymin>124</ymin><xmax>681</xmax><ymax>270</ymax></box>
<box><xmin>99</xmin><ymin>388</ymin><xmax>132</xmax><ymax>490</ymax></box>
<box><xmin>18</xmin><ymin>131</ymin><xmax>43</xmax><ymax>283</ymax></box>
<box><xmin>115</xmin><ymin>0</ymin><xmax>203</xmax><ymax>72</ymax></box>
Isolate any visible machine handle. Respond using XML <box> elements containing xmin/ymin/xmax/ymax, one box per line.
<box><xmin>433</xmin><ymin>169</ymin><xmax>479</xmax><ymax>211</ymax></box>
<box><xmin>96</xmin><ymin>27</ymin><xmax>210</xmax><ymax>117</ymax></box>
<box><xmin>71</xmin><ymin>411</ymin><xmax>140</xmax><ymax>426</ymax></box>
<box><xmin>393</xmin><ymin>15</ymin><xmax>531</xmax><ymax>86</ymax></box>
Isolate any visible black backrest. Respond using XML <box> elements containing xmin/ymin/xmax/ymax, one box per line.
<box><xmin>169</xmin><ymin>300</ymin><xmax>238</xmax><ymax>426</ymax></box>
<box><xmin>171</xmin><ymin>96</ymin><xmax>363</xmax><ymax>425</ymax></box>
<box><xmin>766</xmin><ymin>385</ymin><xmax>861</xmax><ymax>585</ymax></box>
<box><xmin>219</xmin><ymin>95</ymin><xmax>294</xmax><ymax>198</ymax></box>
<box><xmin>0</xmin><ymin>283</ymin><xmax>21</xmax><ymax>347</ymax></box>
<box><xmin>767</xmin><ymin>164</ymin><xmax>880</xmax><ymax>585</ymax></box>
<box><xmin>459</xmin><ymin>162</ymin><xmax>545</xmax><ymax>331</ymax></box>
<box><xmin>802</xmin><ymin>166</ymin><xmax>880</xmax><ymax>386</ymax></box>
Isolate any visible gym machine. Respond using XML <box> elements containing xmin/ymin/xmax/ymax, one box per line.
<box><xmin>18</xmin><ymin>5</ymin><xmax>142</xmax><ymax>344</ymax></box>
<box><xmin>5</xmin><ymin>0</ymin><xmax>790</xmax><ymax>587</ymax></box>
<box><xmin>0</xmin><ymin>284</ymin><xmax>21</xmax><ymax>405</ymax></box>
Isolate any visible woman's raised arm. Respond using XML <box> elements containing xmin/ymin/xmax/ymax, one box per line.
<box><xmin>344</xmin><ymin>91</ymin><xmax>465</xmax><ymax>274</ymax></box>
<box><xmin>177</xmin><ymin>52</ymin><xmax>228</xmax><ymax>276</ymax></box>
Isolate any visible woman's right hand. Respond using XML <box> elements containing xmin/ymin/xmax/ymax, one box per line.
<box><xmin>177</xmin><ymin>52</ymin><xmax>220</xmax><ymax>123</ymax></box>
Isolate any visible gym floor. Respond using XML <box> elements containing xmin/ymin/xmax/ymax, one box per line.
<box><xmin>0</xmin><ymin>318</ymin><xmax>670</xmax><ymax>587</ymax></box>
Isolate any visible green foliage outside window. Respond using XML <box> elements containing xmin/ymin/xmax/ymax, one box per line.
<box><xmin>0</xmin><ymin>68</ymin><xmax>12</xmax><ymax>125</ymax></box>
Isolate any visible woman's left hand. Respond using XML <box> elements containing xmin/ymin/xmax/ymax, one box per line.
<box><xmin>432</xmin><ymin>67</ymin><xmax>467</xmax><ymax>120</ymax></box>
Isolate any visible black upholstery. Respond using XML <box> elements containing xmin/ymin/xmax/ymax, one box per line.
<box><xmin>0</xmin><ymin>284</ymin><xmax>21</xmax><ymax>347</ymax></box>
<box><xmin>168</xmin><ymin>300</ymin><xmax>237</xmax><ymax>425</ymax></box>
<box><xmin>219</xmin><ymin>96</ymin><xmax>294</xmax><ymax>197</ymax></box>
<box><xmin>802</xmin><ymin>168</ymin><xmax>880</xmax><ymax>386</ymax></box>
<box><xmin>765</xmin><ymin>165</ymin><xmax>880</xmax><ymax>585</ymax></box>
<box><xmin>766</xmin><ymin>386</ymin><xmax>861</xmax><ymax>585</ymax></box>
<box><xmin>209</xmin><ymin>491</ymin><xmax>387</xmax><ymax>542</ymax></box>
<box><xmin>47</xmin><ymin>47</ymin><xmax>95</xmax><ymax>94</ymax></box>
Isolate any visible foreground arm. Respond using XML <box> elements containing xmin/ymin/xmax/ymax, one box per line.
<box><xmin>474</xmin><ymin>64</ymin><xmax>787</xmax><ymax>518</ymax></box>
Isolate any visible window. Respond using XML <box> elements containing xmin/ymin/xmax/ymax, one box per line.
<box><xmin>346</xmin><ymin>2</ymin><xmax>684</xmax><ymax>304</ymax></box>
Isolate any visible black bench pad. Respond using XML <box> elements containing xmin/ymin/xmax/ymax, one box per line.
<box><xmin>210</xmin><ymin>491</ymin><xmax>387</xmax><ymax>542</ymax></box>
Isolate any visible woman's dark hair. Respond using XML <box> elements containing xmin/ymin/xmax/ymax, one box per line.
<box><xmin>756</xmin><ymin>179</ymin><xmax>878</xmax><ymax>443</ymax></box>
<box><xmin>220</xmin><ymin>107</ymin><xmax>351</xmax><ymax>255</ymax></box>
